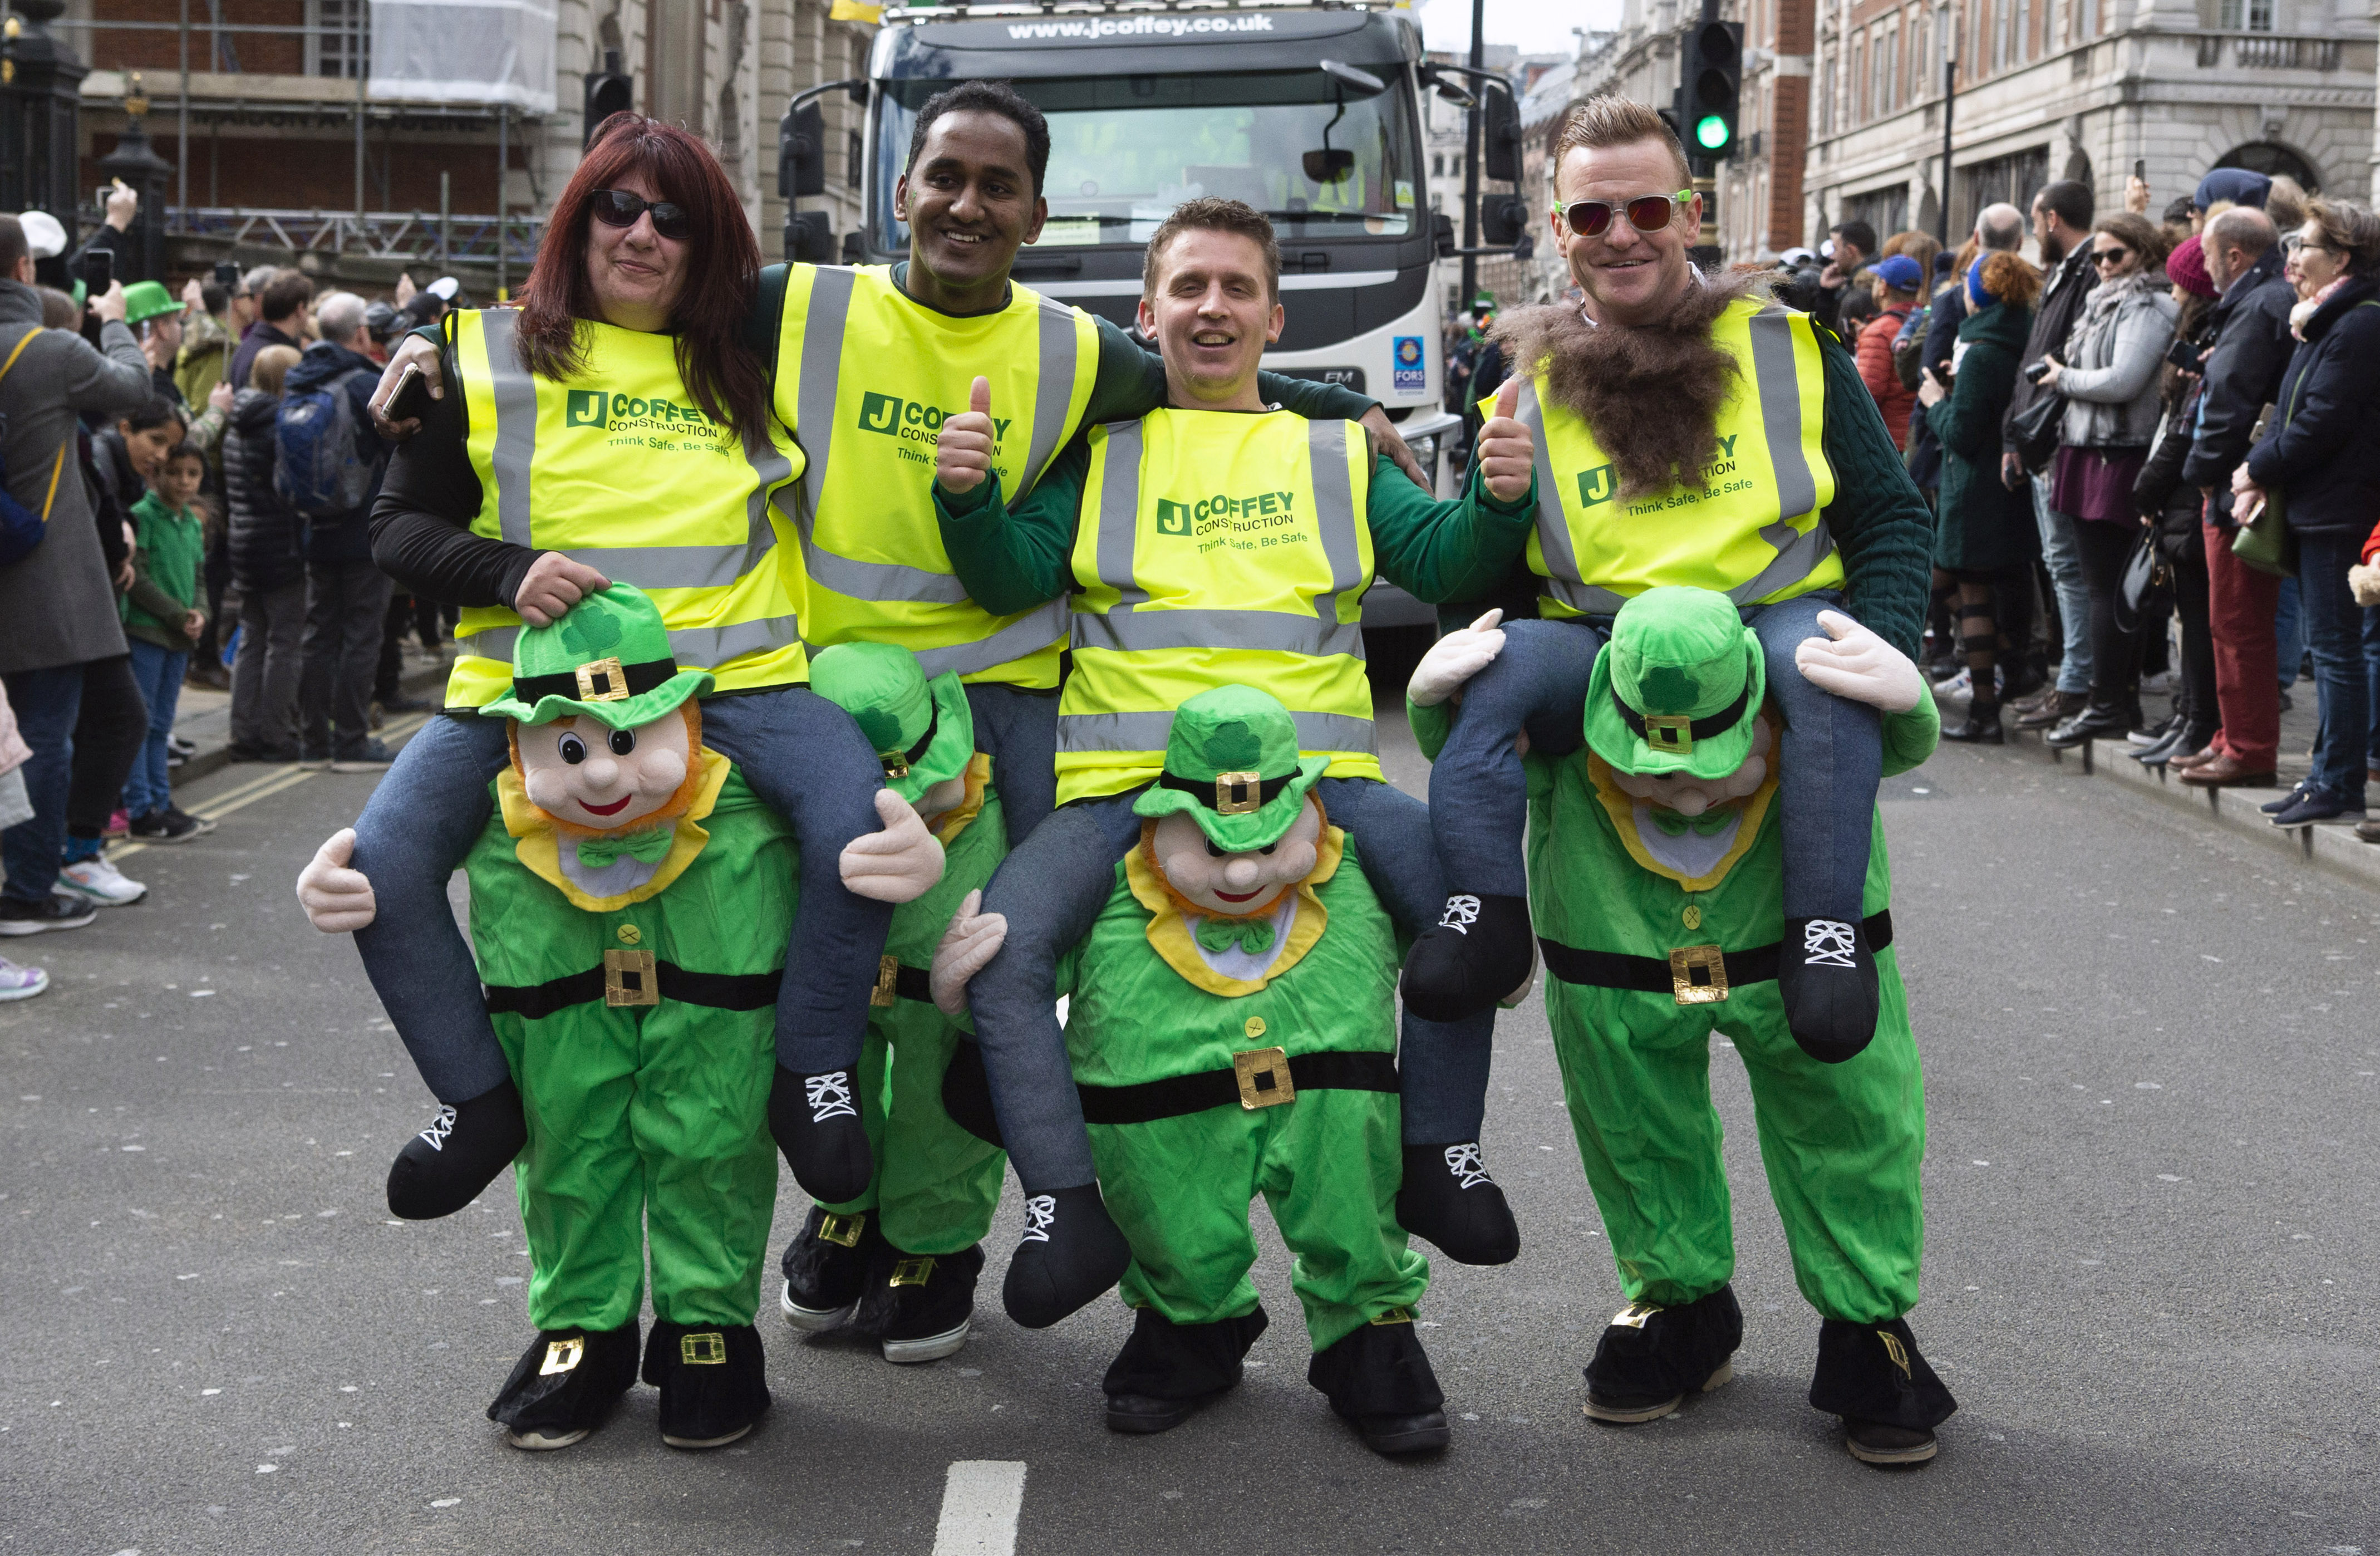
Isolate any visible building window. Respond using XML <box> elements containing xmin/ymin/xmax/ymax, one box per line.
<box><xmin>308</xmin><ymin>0</ymin><xmax>370</xmax><ymax>78</ymax></box>
<box><xmin>848</xmin><ymin>130</ymin><xmax>863</xmax><ymax>189</ymax></box>
<box><xmin>2217</xmin><ymin>0</ymin><xmax>2275</xmax><ymax>26</ymax></box>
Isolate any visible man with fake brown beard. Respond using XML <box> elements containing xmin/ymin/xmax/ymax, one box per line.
<box><xmin>1400</xmin><ymin>97</ymin><xmax>1933</xmax><ymax>1077</ymax></box>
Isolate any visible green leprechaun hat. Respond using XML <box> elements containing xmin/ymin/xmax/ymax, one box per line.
<box><xmin>1583</xmin><ymin>586</ymin><xmax>1767</xmax><ymax>781</ymax></box>
<box><xmin>478</xmin><ymin>583</ymin><xmax>712</xmax><ymax>729</ymax></box>
<box><xmin>1134</xmin><ymin>685</ymin><xmax>1329</xmax><ymax>852</ymax></box>
<box><xmin>807</xmin><ymin>641</ymin><xmax>976</xmax><ymax>804</ymax></box>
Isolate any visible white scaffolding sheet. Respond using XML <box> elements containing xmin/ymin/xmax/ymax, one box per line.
<box><xmin>369</xmin><ymin>0</ymin><xmax>558</xmax><ymax>112</ymax></box>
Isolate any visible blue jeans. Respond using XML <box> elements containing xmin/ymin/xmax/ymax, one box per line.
<box><xmin>1432</xmin><ymin>593</ymin><xmax>1881</xmax><ymax>924</ymax></box>
<box><xmin>966</xmin><ymin>775</ymin><xmax>1496</xmax><ymax>1191</ymax></box>
<box><xmin>2275</xmin><ymin>575</ymin><xmax>2304</xmax><ymax>692</ymax></box>
<box><xmin>962</xmin><ymin>682</ymin><xmax>1058</xmax><ymax>846</ymax></box>
<box><xmin>348</xmin><ymin>685</ymin><xmax>894</xmax><ymax>1103</ymax></box>
<box><xmin>2295</xmin><ymin>536</ymin><xmax>2368</xmax><ymax>802</ymax></box>
<box><xmin>123</xmin><ymin>640</ymin><xmax>188</xmax><ymax>818</ymax></box>
<box><xmin>0</xmin><ymin>663</ymin><xmax>85</xmax><ymax>904</ymax></box>
<box><xmin>2032</xmin><ymin>474</ymin><xmax>2093</xmax><ymax>695</ymax></box>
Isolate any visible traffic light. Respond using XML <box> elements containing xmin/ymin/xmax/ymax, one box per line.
<box><xmin>1480</xmin><ymin>194</ymin><xmax>1529</xmax><ymax>247</ymax></box>
<box><xmin>583</xmin><ymin>50</ymin><xmax>632</xmax><ymax>150</ymax></box>
<box><xmin>1677</xmin><ymin>20</ymin><xmax>1743</xmax><ymax>159</ymax></box>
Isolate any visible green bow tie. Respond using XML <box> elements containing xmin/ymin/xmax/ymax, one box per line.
<box><xmin>1647</xmin><ymin>805</ymin><xmax>1739</xmax><ymax>838</ymax></box>
<box><xmin>1194</xmin><ymin>912</ymin><xmax>1277</xmax><ymax>958</ymax></box>
<box><xmin>576</xmin><ymin>824</ymin><xmax>675</xmax><ymax>870</ymax></box>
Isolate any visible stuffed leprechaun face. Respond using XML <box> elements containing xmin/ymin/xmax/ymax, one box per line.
<box><xmin>517</xmin><ymin>708</ymin><xmax>693</xmax><ymax>832</ymax></box>
<box><xmin>1150</xmin><ymin>797</ymin><xmax>1324</xmax><ymax>916</ymax></box>
<box><xmin>1605</xmin><ymin>713</ymin><xmax>1773</xmax><ymax>816</ymax></box>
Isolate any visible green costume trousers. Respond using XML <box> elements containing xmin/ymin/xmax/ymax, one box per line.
<box><xmin>497</xmin><ymin>1000</ymin><xmax>779</xmax><ymax>1333</ymax></box>
<box><xmin>1546</xmin><ymin>950</ymin><xmax>1925</xmax><ymax>1326</ymax></box>
<box><xmin>823</xmin><ymin>1005</ymin><xmax>1007</xmax><ymax>1254</ymax></box>
<box><xmin>1091</xmin><ymin>1088</ymin><xmax>1428</xmax><ymax>1352</ymax></box>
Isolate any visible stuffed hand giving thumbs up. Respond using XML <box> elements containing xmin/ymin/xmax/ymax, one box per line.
<box><xmin>1476</xmin><ymin>377</ymin><xmax>1535</xmax><ymax>505</ymax></box>
<box><xmin>935</xmin><ymin>375</ymin><xmax>997</xmax><ymax>496</ymax></box>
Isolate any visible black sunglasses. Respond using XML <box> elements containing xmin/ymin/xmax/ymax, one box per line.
<box><xmin>591</xmin><ymin>189</ymin><xmax>692</xmax><ymax>241</ymax></box>
<box><xmin>2091</xmin><ymin>245</ymin><xmax>2131</xmax><ymax>267</ymax></box>
<box><xmin>1560</xmin><ymin>189</ymin><xmax>1693</xmax><ymax>238</ymax></box>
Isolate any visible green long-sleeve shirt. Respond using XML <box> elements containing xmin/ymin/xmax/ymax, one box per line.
<box><xmin>933</xmin><ymin>418</ymin><xmax>1537</xmax><ymax>615</ymax></box>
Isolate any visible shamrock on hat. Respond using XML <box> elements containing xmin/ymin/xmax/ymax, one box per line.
<box><xmin>1134</xmin><ymin>685</ymin><xmax>1330</xmax><ymax>852</ymax></box>
<box><xmin>1583</xmin><ymin>586</ymin><xmax>1767</xmax><ymax>781</ymax></box>
<box><xmin>807</xmin><ymin>641</ymin><xmax>976</xmax><ymax>804</ymax></box>
<box><xmin>478</xmin><ymin>583</ymin><xmax>712</xmax><ymax>729</ymax></box>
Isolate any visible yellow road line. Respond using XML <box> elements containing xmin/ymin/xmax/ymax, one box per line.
<box><xmin>111</xmin><ymin>714</ymin><xmax>434</xmax><ymax>861</ymax></box>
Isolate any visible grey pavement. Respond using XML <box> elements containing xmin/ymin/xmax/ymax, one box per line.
<box><xmin>3</xmin><ymin>710</ymin><xmax>2377</xmax><ymax>1555</ymax></box>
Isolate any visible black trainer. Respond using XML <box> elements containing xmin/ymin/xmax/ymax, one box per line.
<box><xmin>1103</xmin><ymin>1305</ymin><xmax>1268</xmax><ymax>1435</ymax></box>
<box><xmin>1582</xmin><ymin>1285</ymin><xmax>1742</xmax><ymax>1424</ymax></box>
<box><xmin>1002</xmin><ymin>1183</ymin><xmax>1133</xmax><ymax>1329</ymax></box>
<box><xmin>486</xmin><ymin>1323</ymin><xmax>640</xmax><ymax>1450</ymax></box>
<box><xmin>1774</xmin><ymin>917</ymin><xmax>1880</xmax><ymax>1064</ymax></box>
<box><xmin>1399</xmin><ymin>893</ymin><xmax>1535</xmax><ymax>1023</ymax></box>
<box><xmin>643</xmin><ymin>1322</ymin><xmax>770</xmax><ymax>1449</ymax></box>
<box><xmin>1394</xmin><ymin>1142</ymin><xmax>1519</xmax><ymax>1265</ymax></box>
<box><xmin>128</xmin><ymin>807</ymin><xmax>215</xmax><ymax>843</ymax></box>
<box><xmin>0</xmin><ymin>893</ymin><xmax>98</xmax><ymax>936</ymax></box>
<box><xmin>1308</xmin><ymin>1313</ymin><xmax>1449</xmax><ymax>1456</ymax></box>
<box><xmin>779</xmin><ymin>1206</ymin><xmax>883</xmax><ymax>1333</ymax></box>
<box><xmin>766</xmin><ymin>1063</ymin><xmax>874</xmax><ymax>1203</ymax></box>
<box><xmin>1810</xmin><ymin>1316</ymin><xmax>1956</xmax><ymax>1467</ymax></box>
<box><xmin>386</xmin><ymin>1079</ymin><xmax>529</xmax><ymax>1220</ymax></box>
<box><xmin>852</xmin><ymin>1243</ymin><xmax>985</xmax><ymax>1364</ymax></box>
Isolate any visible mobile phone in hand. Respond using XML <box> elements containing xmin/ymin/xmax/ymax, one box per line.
<box><xmin>2023</xmin><ymin>359</ymin><xmax>2053</xmax><ymax>385</ymax></box>
<box><xmin>213</xmin><ymin>261</ymin><xmax>240</xmax><ymax>287</ymax></box>
<box><xmin>78</xmin><ymin>247</ymin><xmax>112</xmax><ymax>294</ymax></box>
<box><xmin>385</xmin><ymin>362</ymin><xmax>432</xmax><ymax>424</ymax></box>
<box><xmin>2133</xmin><ymin>159</ymin><xmax>2147</xmax><ymax>181</ymax></box>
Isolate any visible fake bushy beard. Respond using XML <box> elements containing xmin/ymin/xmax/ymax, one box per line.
<box><xmin>1492</xmin><ymin>268</ymin><xmax>1768</xmax><ymax>503</ymax></box>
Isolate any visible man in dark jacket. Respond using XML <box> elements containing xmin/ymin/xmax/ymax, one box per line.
<box><xmin>227</xmin><ymin>269</ymin><xmax>312</xmax><ymax>394</ymax></box>
<box><xmin>223</xmin><ymin>343</ymin><xmax>307</xmax><ymax>760</ymax></box>
<box><xmin>2002</xmin><ymin>179</ymin><xmax>2099</xmax><ymax>726</ymax></box>
<box><xmin>2172</xmin><ymin>207</ymin><xmax>2295</xmax><ymax>791</ymax></box>
<box><xmin>283</xmin><ymin>293</ymin><xmax>394</xmax><ymax>771</ymax></box>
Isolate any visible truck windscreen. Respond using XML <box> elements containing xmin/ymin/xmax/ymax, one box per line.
<box><xmin>877</xmin><ymin>71</ymin><xmax>1420</xmax><ymax>247</ymax></box>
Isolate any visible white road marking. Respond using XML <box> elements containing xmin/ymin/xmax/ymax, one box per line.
<box><xmin>930</xmin><ymin>1460</ymin><xmax>1026</xmax><ymax>1556</ymax></box>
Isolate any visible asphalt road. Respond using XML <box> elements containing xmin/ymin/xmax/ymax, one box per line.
<box><xmin>4</xmin><ymin>718</ymin><xmax>2377</xmax><ymax>1556</ymax></box>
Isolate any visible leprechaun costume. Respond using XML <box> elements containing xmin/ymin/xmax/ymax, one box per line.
<box><xmin>777</xmin><ymin>642</ymin><xmax>1010</xmax><ymax>1363</ymax></box>
<box><xmin>467</xmin><ymin>586</ymin><xmax>788</xmax><ymax>1452</ymax></box>
<box><xmin>1412</xmin><ymin>586</ymin><xmax>1957</xmax><ymax>1466</ymax></box>
<box><xmin>1041</xmin><ymin>686</ymin><xmax>1445</xmax><ymax>1456</ymax></box>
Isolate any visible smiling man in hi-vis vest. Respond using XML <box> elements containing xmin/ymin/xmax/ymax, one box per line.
<box><xmin>927</xmin><ymin>198</ymin><xmax>1544</xmax><ymax>1331</ymax></box>
<box><xmin>1397</xmin><ymin>98</ymin><xmax>1934</xmax><ymax>1076</ymax></box>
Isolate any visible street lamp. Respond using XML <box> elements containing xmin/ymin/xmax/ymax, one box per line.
<box><xmin>1935</xmin><ymin>6</ymin><xmax>1956</xmax><ymax>248</ymax></box>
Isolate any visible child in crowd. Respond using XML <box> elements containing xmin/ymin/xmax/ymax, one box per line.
<box><xmin>119</xmin><ymin>443</ymin><xmax>217</xmax><ymax>843</ymax></box>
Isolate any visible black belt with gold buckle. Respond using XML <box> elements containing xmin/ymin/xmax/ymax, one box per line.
<box><xmin>937</xmin><ymin>1041</ymin><xmax>1398</xmax><ymax>1146</ymax></box>
<box><xmin>1536</xmin><ymin>910</ymin><xmax>1892</xmax><ymax>1005</ymax></box>
<box><xmin>869</xmin><ymin>956</ymin><xmax>935</xmax><ymax>1008</ymax></box>
<box><xmin>482</xmin><ymin>958</ymin><xmax>782</xmax><ymax>1019</ymax></box>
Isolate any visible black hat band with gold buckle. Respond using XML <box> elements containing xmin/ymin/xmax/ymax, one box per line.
<box><xmin>512</xmin><ymin>654</ymin><xmax>678</xmax><ymax>706</ymax></box>
<box><xmin>1157</xmin><ymin>767</ymin><xmax>1295</xmax><ymax>817</ymax></box>
<box><xmin>1612</xmin><ymin>683</ymin><xmax>1750</xmax><ymax>757</ymax></box>
<box><xmin>879</xmin><ymin>703</ymin><xmax>938</xmax><ymax>781</ymax></box>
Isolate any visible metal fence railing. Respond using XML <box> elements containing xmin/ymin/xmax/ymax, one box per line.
<box><xmin>166</xmin><ymin>207</ymin><xmax>544</xmax><ymax>265</ymax></box>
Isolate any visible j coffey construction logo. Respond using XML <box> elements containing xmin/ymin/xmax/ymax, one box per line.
<box><xmin>1006</xmin><ymin>13</ymin><xmax>1273</xmax><ymax>38</ymax></box>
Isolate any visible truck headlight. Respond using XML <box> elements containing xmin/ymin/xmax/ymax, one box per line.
<box><xmin>1404</xmin><ymin>431</ymin><xmax>1439</xmax><ymax>482</ymax></box>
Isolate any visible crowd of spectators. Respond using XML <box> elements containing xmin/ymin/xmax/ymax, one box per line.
<box><xmin>0</xmin><ymin>186</ymin><xmax>463</xmax><ymax>1000</ymax></box>
<box><xmin>1837</xmin><ymin>165</ymin><xmax>2380</xmax><ymax>842</ymax></box>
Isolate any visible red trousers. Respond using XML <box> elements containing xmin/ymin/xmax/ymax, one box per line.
<box><xmin>2202</xmin><ymin>520</ymin><xmax>2280</xmax><ymax>768</ymax></box>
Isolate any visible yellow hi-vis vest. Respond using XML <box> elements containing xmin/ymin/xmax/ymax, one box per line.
<box><xmin>444</xmin><ymin>310</ymin><xmax>809</xmax><ymax>709</ymax></box>
<box><xmin>1059</xmin><ymin>409</ymin><xmax>1379</xmax><ymax>803</ymax></box>
<box><xmin>774</xmin><ymin>264</ymin><xmax>1100</xmax><ymax>688</ymax></box>
<box><xmin>1508</xmin><ymin>296</ymin><xmax>1842</xmax><ymax>620</ymax></box>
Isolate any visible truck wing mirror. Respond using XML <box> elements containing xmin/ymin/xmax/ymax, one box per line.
<box><xmin>779</xmin><ymin>102</ymin><xmax>827</xmax><ymax>200</ymax></box>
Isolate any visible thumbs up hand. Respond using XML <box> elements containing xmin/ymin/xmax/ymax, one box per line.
<box><xmin>936</xmin><ymin>376</ymin><xmax>996</xmax><ymax>497</ymax></box>
<box><xmin>1477</xmin><ymin>377</ymin><xmax>1534</xmax><ymax>505</ymax></box>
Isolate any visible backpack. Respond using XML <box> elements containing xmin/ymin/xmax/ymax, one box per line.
<box><xmin>0</xmin><ymin>327</ymin><xmax>65</xmax><ymax>569</ymax></box>
<box><xmin>273</xmin><ymin>364</ymin><xmax>376</xmax><ymax>517</ymax></box>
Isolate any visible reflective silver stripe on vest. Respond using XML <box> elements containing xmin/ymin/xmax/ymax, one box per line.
<box><xmin>1058</xmin><ymin>709</ymin><xmax>1379</xmax><ymax>756</ymax></box>
<box><xmin>458</xmin><ymin>615</ymin><xmax>803</xmax><ymax>670</ymax></box>
<box><xmin>1025</xmin><ymin>293</ymin><xmax>1081</xmax><ymax>492</ymax></box>
<box><xmin>1074</xmin><ymin>418</ymin><xmax>1369</xmax><ymax>660</ymax></box>
<box><xmin>481</xmin><ymin>311</ymin><xmax>537</xmax><ymax>548</ymax></box>
<box><xmin>478</xmin><ymin>311</ymin><xmax>789</xmax><ymax>590</ymax></box>
<box><xmin>809</xmin><ymin>596</ymin><xmax>1070</xmax><ymax>680</ymax></box>
<box><xmin>794</xmin><ymin>265</ymin><xmax>857</xmax><ymax>521</ymax></box>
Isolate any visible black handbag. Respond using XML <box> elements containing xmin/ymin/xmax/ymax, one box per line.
<box><xmin>2115</xmin><ymin>524</ymin><xmax>2172</xmax><ymax>636</ymax></box>
<box><xmin>2008</xmin><ymin>386</ymin><xmax>2067</xmax><ymax>475</ymax></box>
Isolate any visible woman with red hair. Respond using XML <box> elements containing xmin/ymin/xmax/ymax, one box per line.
<box><xmin>334</xmin><ymin>115</ymin><xmax>928</xmax><ymax>1447</ymax></box>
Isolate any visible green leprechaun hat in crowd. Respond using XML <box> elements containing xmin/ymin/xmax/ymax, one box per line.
<box><xmin>1583</xmin><ymin>585</ymin><xmax>1767</xmax><ymax>781</ymax></box>
<box><xmin>478</xmin><ymin>583</ymin><xmax>712</xmax><ymax>729</ymax></box>
<box><xmin>1134</xmin><ymin>685</ymin><xmax>1329</xmax><ymax>852</ymax></box>
<box><xmin>807</xmin><ymin>641</ymin><xmax>976</xmax><ymax>804</ymax></box>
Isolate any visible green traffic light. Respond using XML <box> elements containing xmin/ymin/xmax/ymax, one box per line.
<box><xmin>1695</xmin><ymin>115</ymin><xmax>1730</xmax><ymax>150</ymax></box>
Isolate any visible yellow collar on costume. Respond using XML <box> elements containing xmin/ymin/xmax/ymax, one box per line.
<box><xmin>1123</xmin><ymin>823</ymin><xmax>1346</xmax><ymax>997</ymax></box>
<box><xmin>929</xmin><ymin>752</ymin><xmax>994</xmax><ymax>847</ymax></box>
<box><xmin>497</xmin><ymin>746</ymin><xmax>732</xmax><ymax>912</ymax></box>
<box><xmin>1585</xmin><ymin>752</ymin><xmax>1778</xmax><ymax>893</ymax></box>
